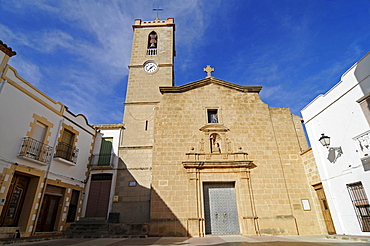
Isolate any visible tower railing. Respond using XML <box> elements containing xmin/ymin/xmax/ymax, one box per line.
<box><xmin>147</xmin><ymin>48</ymin><xmax>157</xmax><ymax>56</ymax></box>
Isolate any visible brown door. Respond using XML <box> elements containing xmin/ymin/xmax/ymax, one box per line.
<box><xmin>85</xmin><ymin>174</ymin><xmax>112</xmax><ymax>218</ymax></box>
<box><xmin>314</xmin><ymin>183</ymin><xmax>336</xmax><ymax>234</ymax></box>
<box><xmin>36</xmin><ymin>195</ymin><xmax>60</xmax><ymax>232</ymax></box>
<box><xmin>0</xmin><ymin>174</ymin><xmax>30</xmax><ymax>226</ymax></box>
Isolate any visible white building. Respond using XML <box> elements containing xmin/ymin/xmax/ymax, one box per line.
<box><xmin>302</xmin><ymin>52</ymin><xmax>370</xmax><ymax>235</ymax></box>
<box><xmin>82</xmin><ymin>124</ymin><xmax>123</xmax><ymax>220</ymax></box>
<box><xmin>0</xmin><ymin>41</ymin><xmax>96</xmax><ymax>237</ymax></box>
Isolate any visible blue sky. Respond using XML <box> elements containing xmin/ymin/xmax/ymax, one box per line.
<box><xmin>0</xmin><ymin>0</ymin><xmax>369</xmax><ymax>124</ymax></box>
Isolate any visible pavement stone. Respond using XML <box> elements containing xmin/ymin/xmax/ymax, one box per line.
<box><xmin>2</xmin><ymin>235</ymin><xmax>370</xmax><ymax>246</ymax></box>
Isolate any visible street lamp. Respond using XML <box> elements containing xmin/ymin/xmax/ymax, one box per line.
<box><xmin>318</xmin><ymin>134</ymin><xmax>330</xmax><ymax>148</ymax></box>
<box><xmin>318</xmin><ymin>133</ymin><xmax>343</xmax><ymax>163</ymax></box>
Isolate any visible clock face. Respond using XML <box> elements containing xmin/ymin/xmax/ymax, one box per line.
<box><xmin>144</xmin><ymin>62</ymin><xmax>158</xmax><ymax>73</ymax></box>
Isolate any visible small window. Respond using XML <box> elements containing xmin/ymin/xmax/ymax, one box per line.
<box><xmin>128</xmin><ymin>181</ymin><xmax>137</xmax><ymax>187</ymax></box>
<box><xmin>347</xmin><ymin>181</ymin><xmax>370</xmax><ymax>232</ymax></box>
<box><xmin>207</xmin><ymin>109</ymin><xmax>218</xmax><ymax>123</ymax></box>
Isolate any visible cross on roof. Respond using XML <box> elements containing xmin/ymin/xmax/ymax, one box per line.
<box><xmin>153</xmin><ymin>7</ymin><xmax>163</xmax><ymax>20</ymax></box>
<box><xmin>204</xmin><ymin>65</ymin><xmax>214</xmax><ymax>77</ymax></box>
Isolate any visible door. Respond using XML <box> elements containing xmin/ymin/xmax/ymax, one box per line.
<box><xmin>204</xmin><ymin>182</ymin><xmax>240</xmax><ymax>235</ymax></box>
<box><xmin>85</xmin><ymin>174</ymin><xmax>112</xmax><ymax>218</ymax></box>
<box><xmin>36</xmin><ymin>195</ymin><xmax>60</xmax><ymax>232</ymax></box>
<box><xmin>0</xmin><ymin>174</ymin><xmax>30</xmax><ymax>226</ymax></box>
<box><xmin>314</xmin><ymin>183</ymin><xmax>336</xmax><ymax>234</ymax></box>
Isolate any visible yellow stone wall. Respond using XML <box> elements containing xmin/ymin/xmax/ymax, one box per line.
<box><xmin>149</xmin><ymin>83</ymin><xmax>325</xmax><ymax>236</ymax></box>
<box><xmin>114</xmin><ymin>18</ymin><xmax>175</xmax><ymax>224</ymax></box>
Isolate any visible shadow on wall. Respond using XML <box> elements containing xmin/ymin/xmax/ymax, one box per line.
<box><xmin>111</xmin><ymin>157</ymin><xmax>187</xmax><ymax>236</ymax></box>
<box><xmin>355</xmin><ymin>52</ymin><xmax>370</xmax><ymax>96</ymax></box>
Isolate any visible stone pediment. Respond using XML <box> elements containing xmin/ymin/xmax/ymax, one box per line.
<box><xmin>199</xmin><ymin>124</ymin><xmax>229</xmax><ymax>132</ymax></box>
<box><xmin>159</xmin><ymin>77</ymin><xmax>262</xmax><ymax>94</ymax></box>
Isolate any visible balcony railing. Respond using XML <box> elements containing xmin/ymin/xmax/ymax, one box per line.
<box><xmin>55</xmin><ymin>142</ymin><xmax>79</xmax><ymax>164</ymax></box>
<box><xmin>19</xmin><ymin>137</ymin><xmax>53</xmax><ymax>164</ymax></box>
<box><xmin>90</xmin><ymin>153</ymin><xmax>116</xmax><ymax>167</ymax></box>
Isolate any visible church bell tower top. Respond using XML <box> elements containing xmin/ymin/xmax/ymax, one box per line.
<box><xmin>133</xmin><ymin>17</ymin><xmax>175</xmax><ymax>29</ymax></box>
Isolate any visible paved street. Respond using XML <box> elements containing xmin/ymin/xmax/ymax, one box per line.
<box><xmin>5</xmin><ymin>235</ymin><xmax>370</xmax><ymax>246</ymax></box>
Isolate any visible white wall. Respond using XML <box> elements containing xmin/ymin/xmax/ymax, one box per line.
<box><xmin>302</xmin><ymin>52</ymin><xmax>370</xmax><ymax>235</ymax></box>
<box><xmin>0</xmin><ymin>64</ymin><xmax>95</xmax><ymax>189</ymax></box>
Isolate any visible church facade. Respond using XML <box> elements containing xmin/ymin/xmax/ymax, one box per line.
<box><xmin>112</xmin><ymin>18</ymin><xmax>327</xmax><ymax>236</ymax></box>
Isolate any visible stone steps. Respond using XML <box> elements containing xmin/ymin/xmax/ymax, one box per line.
<box><xmin>64</xmin><ymin>217</ymin><xmax>149</xmax><ymax>238</ymax></box>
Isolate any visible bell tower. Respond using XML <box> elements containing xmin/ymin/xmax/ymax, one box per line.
<box><xmin>114</xmin><ymin>18</ymin><xmax>175</xmax><ymax>224</ymax></box>
<box><xmin>125</xmin><ymin>17</ymin><xmax>175</xmax><ymax>103</ymax></box>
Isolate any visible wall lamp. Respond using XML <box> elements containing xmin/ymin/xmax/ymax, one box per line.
<box><xmin>319</xmin><ymin>134</ymin><xmax>343</xmax><ymax>163</ymax></box>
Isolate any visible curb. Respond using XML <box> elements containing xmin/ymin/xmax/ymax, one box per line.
<box><xmin>326</xmin><ymin>235</ymin><xmax>370</xmax><ymax>243</ymax></box>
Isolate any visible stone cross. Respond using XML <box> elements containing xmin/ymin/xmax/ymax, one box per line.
<box><xmin>204</xmin><ymin>65</ymin><xmax>214</xmax><ymax>77</ymax></box>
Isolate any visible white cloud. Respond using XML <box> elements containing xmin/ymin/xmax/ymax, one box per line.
<box><xmin>9</xmin><ymin>59</ymin><xmax>43</xmax><ymax>86</ymax></box>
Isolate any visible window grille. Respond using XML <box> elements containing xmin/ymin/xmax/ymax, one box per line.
<box><xmin>347</xmin><ymin>181</ymin><xmax>370</xmax><ymax>231</ymax></box>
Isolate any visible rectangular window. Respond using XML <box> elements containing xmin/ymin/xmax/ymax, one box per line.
<box><xmin>66</xmin><ymin>190</ymin><xmax>79</xmax><ymax>222</ymax></box>
<box><xmin>207</xmin><ymin>109</ymin><xmax>218</xmax><ymax>123</ymax></box>
<box><xmin>347</xmin><ymin>181</ymin><xmax>370</xmax><ymax>232</ymax></box>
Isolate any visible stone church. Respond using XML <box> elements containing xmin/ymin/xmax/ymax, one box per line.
<box><xmin>112</xmin><ymin>17</ymin><xmax>326</xmax><ymax>236</ymax></box>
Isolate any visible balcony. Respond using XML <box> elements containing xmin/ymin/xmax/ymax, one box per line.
<box><xmin>19</xmin><ymin>137</ymin><xmax>53</xmax><ymax>164</ymax></box>
<box><xmin>55</xmin><ymin>142</ymin><xmax>79</xmax><ymax>164</ymax></box>
<box><xmin>90</xmin><ymin>153</ymin><xmax>116</xmax><ymax>168</ymax></box>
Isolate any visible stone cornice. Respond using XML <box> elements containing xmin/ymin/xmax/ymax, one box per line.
<box><xmin>128</xmin><ymin>64</ymin><xmax>173</xmax><ymax>68</ymax></box>
<box><xmin>199</xmin><ymin>124</ymin><xmax>230</xmax><ymax>132</ymax></box>
<box><xmin>183</xmin><ymin>160</ymin><xmax>255</xmax><ymax>169</ymax></box>
<box><xmin>93</xmin><ymin>124</ymin><xmax>124</xmax><ymax>129</ymax></box>
<box><xmin>132</xmin><ymin>18</ymin><xmax>175</xmax><ymax>30</ymax></box>
<box><xmin>160</xmin><ymin>77</ymin><xmax>262</xmax><ymax>94</ymax></box>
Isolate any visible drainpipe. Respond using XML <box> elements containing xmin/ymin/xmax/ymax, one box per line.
<box><xmin>31</xmin><ymin>118</ymin><xmax>64</xmax><ymax>235</ymax></box>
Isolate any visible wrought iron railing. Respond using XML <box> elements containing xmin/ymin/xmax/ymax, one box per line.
<box><xmin>55</xmin><ymin>142</ymin><xmax>79</xmax><ymax>163</ymax></box>
<box><xmin>90</xmin><ymin>153</ymin><xmax>116</xmax><ymax>167</ymax></box>
<box><xmin>19</xmin><ymin>137</ymin><xmax>53</xmax><ymax>164</ymax></box>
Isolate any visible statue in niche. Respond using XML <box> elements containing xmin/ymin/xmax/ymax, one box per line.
<box><xmin>200</xmin><ymin>138</ymin><xmax>205</xmax><ymax>152</ymax></box>
<box><xmin>226</xmin><ymin>138</ymin><xmax>232</xmax><ymax>152</ymax></box>
<box><xmin>210</xmin><ymin>133</ymin><xmax>221</xmax><ymax>153</ymax></box>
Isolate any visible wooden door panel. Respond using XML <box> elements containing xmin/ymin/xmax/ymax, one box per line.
<box><xmin>0</xmin><ymin>174</ymin><xmax>30</xmax><ymax>226</ymax></box>
<box><xmin>314</xmin><ymin>184</ymin><xmax>336</xmax><ymax>234</ymax></box>
<box><xmin>85</xmin><ymin>179</ymin><xmax>112</xmax><ymax>218</ymax></box>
